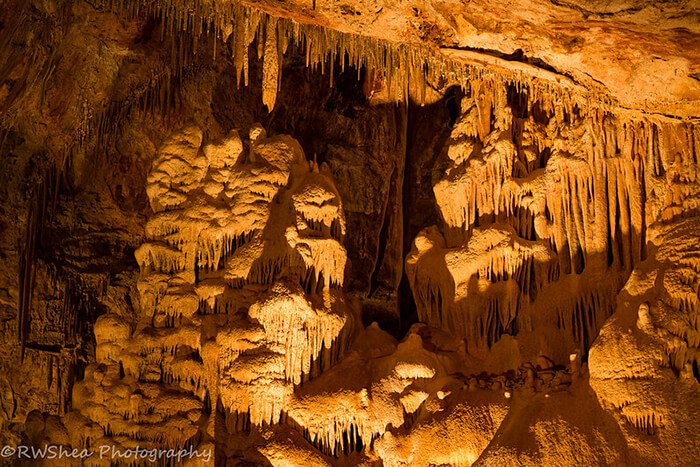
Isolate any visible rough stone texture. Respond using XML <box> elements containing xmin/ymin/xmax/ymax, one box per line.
<box><xmin>238</xmin><ymin>0</ymin><xmax>700</xmax><ymax>117</ymax></box>
<box><xmin>0</xmin><ymin>0</ymin><xmax>699</xmax><ymax>465</ymax></box>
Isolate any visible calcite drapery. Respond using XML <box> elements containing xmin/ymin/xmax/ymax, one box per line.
<box><xmin>70</xmin><ymin>124</ymin><xmax>356</xmax><ymax>451</ymax></box>
<box><xmin>406</xmin><ymin>79</ymin><xmax>698</xmax><ymax>367</ymax></box>
<box><xmin>589</xmin><ymin>218</ymin><xmax>700</xmax><ymax>464</ymax></box>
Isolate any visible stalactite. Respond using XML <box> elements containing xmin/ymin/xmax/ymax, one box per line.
<box><xmin>406</xmin><ymin>75</ymin><xmax>697</xmax><ymax>363</ymax></box>
<box><xmin>262</xmin><ymin>17</ymin><xmax>279</xmax><ymax>111</ymax></box>
<box><xmin>101</xmin><ymin>0</ymin><xmax>617</xmax><ymax>113</ymax></box>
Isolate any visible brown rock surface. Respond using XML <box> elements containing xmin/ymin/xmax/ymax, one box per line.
<box><xmin>0</xmin><ymin>0</ymin><xmax>698</xmax><ymax>465</ymax></box>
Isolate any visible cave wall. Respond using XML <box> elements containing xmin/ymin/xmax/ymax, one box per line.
<box><xmin>0</xmin><ymin>0</ymin><xmax>698</xmax><ymax>465</ymax></box>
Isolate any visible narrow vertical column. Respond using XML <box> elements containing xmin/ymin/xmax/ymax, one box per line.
<box><xmin>262</xmin><ymin>17</ymin><xmax>279</xmax><ymax>111</ymax></box>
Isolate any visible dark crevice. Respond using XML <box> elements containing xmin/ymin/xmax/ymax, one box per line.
<box><xmin>444</xmin><ymin>45</ymin><xmax>578</xmax><ymax>85</ymax></box>
<box><xmin>368</xmin><ymin>166</ymin><xmax>396</xmax><ymax>299</ymax></box>
<box><xmin>548</xmin><ymin>0</ymin><xmax>652</xmax><ymax>19</ymax></box>
<box><xmin>398</xmin><ymin>90</ymin><xmax>462</xmax><ymax>337</ymax></box>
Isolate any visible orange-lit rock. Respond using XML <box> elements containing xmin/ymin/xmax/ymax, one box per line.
<box><xmin>0</xmin><ymin>0</ymin><xmax>698</xmax><ymax>465</ymax></box>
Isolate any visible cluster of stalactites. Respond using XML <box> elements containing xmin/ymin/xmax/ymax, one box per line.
<box><xmin>104</xmin><ymin>0</ymin><xmax>611</xmax><ymax>111</ymax></box>
<box><xmin>407</xmin><ymin>78</ymin><xmax>699</xmax><ymax>356</ymax></box>
<box><xmin>216</xmin><ymin>282</ymin><xmax>353</xmax><ymax>427</ymax></box>
<box><xmin>248</xmin><ymin>283</ymin><xmax>348</xmax><ymax>386</ymax></box>
<box><xmin>71</xmin><ymin>361</ymin><xmax>204</xmax><ymax>448</ymax></box>
<box><xmin>647</xmin><ymin>220</ymin><xmax>700</xmax><ymax>380</ymax></box>
<box><xmin>406</xmin><ymin>225</ymin><xmax>559</xmax><ymax>347</ymax></box>
<box><xmin>139</xmin><ymin>125</ymin><xmax>354</xmax><ymax>435</ymax></box>
<box><xmin>434</xmin><ymin>83</ymin><xmax>699</xmax><ymax>275</ymax></box>
<box><xmin>282</xmin><ymin>333</ymin><xmax>443</xmax><ymax>458</ymax></box>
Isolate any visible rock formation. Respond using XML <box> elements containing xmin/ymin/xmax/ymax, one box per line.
<box><xmin>0</xmin><ymin>0</ymin><xmax>698</xmax><ymax>465</ymax></box>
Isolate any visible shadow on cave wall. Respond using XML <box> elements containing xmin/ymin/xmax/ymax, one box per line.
<box><xmin>209</xmin><ymin>48</ymin><xmax>462</xmax><ymax>338</ymax></box>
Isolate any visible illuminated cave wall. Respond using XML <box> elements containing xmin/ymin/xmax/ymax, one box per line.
<box><xmin>0</xmin><ymin>0</ymin><xmax>698</xmax><ymax>465</ymax></box>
